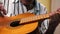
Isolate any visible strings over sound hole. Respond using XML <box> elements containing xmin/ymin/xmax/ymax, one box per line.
<box><xmin>10</xmin><ymin>21</ymin><xmax>20</xmax><ymax>27</ymax></box>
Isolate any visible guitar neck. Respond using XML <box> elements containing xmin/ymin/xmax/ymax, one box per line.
<box><xmin>20</xmin><ymin>13</ymin><xmax>50</xmax><ymax>24</ymax></box>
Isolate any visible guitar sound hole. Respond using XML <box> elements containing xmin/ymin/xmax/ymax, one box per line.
<box><xmin>10</xmin><ymin>21</ymin><xmax>20</xmax><ymax>27</ymax></box>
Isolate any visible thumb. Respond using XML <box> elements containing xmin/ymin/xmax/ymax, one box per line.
<box><xmin>2</xmin><ymin>8</ymin><xmax>6</xmax><ymax>15</ymax></box>
<box><xmin>57</xmin><ymin>8</ymin><xmax>60</xmax><ymax>11</ymax></box>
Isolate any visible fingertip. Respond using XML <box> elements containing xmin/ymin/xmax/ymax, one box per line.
<box><xmin>57</xmin><ymin>8</ymin><xmax>60</xmax><ymax>11</ymax></box>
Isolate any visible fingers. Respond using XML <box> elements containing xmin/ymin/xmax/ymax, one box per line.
<box><xmin>0</xmin><ymin>7</ymin><xmax>6</xmax><ymax>15</ymax></box>
<box><xmin>0</xmin><ymin>3</ymin><xmax>6</xmax><ymax>17</ymax></box>
<box><xmin>57</xmin><ymin>8</ymin><xmax>60</xmax><ymax>14</ymax></box>
<box><xmin>57</xmin><ymin>8</ymin><xmax>60</xmax><ymax>11</ymax></box>
<box><xmin>49</xmin><ymin>8</ymin><xmax>60</xmax><ymax>17</ymax></box>
<box><xmin>0</xmin><ymin>3</ymin><xmax>6</xmax><ymax>15</ymax></box>
<box><xmin>3</xmin><ymin>8</ymin><xmax>6</xmax><ymax>15</ymax></box>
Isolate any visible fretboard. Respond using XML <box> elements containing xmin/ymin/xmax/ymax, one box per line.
<box><xmin>20</xmin><ymin>14</ymin><xmax>50</xmax><ymax>24</ymax></box>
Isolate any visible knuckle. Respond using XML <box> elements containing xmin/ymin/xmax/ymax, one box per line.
<box><xmin>57</xmin><ymin>8</ymin><xmax>60</xmax><ymax>11</ymax></box>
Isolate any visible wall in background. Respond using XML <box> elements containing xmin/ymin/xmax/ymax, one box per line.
<box><xmin>51</xmin><ymin>0</ymin><xmax>60</xmax><ymax>11</ymax></box>
<box><xmin>37</xmin><ymin>0</ymin><xmax>51</xmax><ymax>13</ymax></box>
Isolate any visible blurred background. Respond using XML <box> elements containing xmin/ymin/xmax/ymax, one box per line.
<box><xmin>38</xmin><ymin>0</ymin><xmax>60</xmax><ymax>12</ymax></box>
<box><xmin>38</xmin><ymin>0</ymin><xmax>51</xmax><ymax>13</ymax></box>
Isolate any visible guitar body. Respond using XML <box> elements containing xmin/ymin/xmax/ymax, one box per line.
<box><xmin>0</xmin><ymin>13</ymin><xmax>38</xmax><ymax>34</ymax></box>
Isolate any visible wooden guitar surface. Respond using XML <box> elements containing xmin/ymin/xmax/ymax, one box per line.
<box><xmin>0</xmin><ymin>13</ymin><xmax>38</xmax><ymax>34</ymax></box>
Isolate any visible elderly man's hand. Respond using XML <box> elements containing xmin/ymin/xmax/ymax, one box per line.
<box><xmin>49</xmin><ymin>8</ymin><xmax>60</xmax><ymax>17</ymax></box>
<box><xmin>0</xmin><ymin>2</ymin><xmax>6</xmax><ymax>17</ymax></box>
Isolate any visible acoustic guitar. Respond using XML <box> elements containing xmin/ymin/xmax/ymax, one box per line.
<box><xmin>0</xmin><ymin>13</ymin><xmax>50</xmax><ymax>34</ymax></box>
